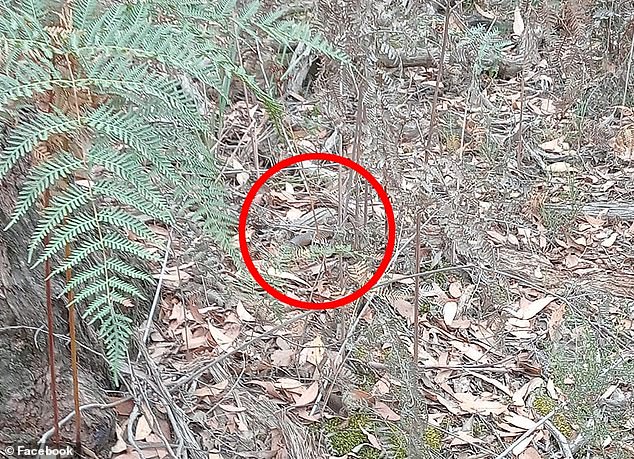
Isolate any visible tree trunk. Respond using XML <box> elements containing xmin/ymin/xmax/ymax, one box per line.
<box><xmin>0</xmin><ymin>166</ymin><xmax>115</xmax><ymax>454</ymax></box>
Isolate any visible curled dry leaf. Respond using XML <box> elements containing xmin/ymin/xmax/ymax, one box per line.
<box><xmin>236</xmin><ymin>301</ymin><xmax>255</xmax><ymax>322</ymax></box>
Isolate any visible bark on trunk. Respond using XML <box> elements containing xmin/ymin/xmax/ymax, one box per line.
<box><xmin>0</xmin><ymin>165</ymin><xmax>115</xmax><ymax>454</ymax></box>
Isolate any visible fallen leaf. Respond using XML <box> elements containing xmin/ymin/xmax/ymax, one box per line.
<box><xmin>299</xmin><ymin>335</ymin><xmax>325</xmax><ymax>367</ymax></box>
<box><xmin>293</xmin><ymin>381</ymin><xmax>319</xmax><ymax>407</ymax></box>
<box><xmin>448</xmin><ymin>281</ymin><xmax>462</xmax><ymax>298</ymax></box>
<box><xmin>451</xmin><ymin>340</ymin><xmax>488</xmax><ymax>363</ymax></box>
<box><xmin>564</xmin><ymin>253</ymin><xmax>579</xmax><ymax>268</ymax></box>
<box><xmin>513</xmin><ymin>6</ymin><xmax>524</xmax><ymax>35</ymax></box>
<box><xmin>519</xmin><ymin>296</ymin><xmax>555</xmax><ymax>320</ymax></box>
<box><xmin>267</xmin><ymin>267</ymin><xmax>310</xmax><ymax>286</ymax></box>
<box><xmin>207</xmin><ymin>321</ymin><xmax>235</xmax><ymax>352</ymax></box>
<box><xmin>134</xmin><ymin>415</ymin><xmax>152</xmax><ymax>441</ymax></box>
<box><xmin>271</xmin><ymin>349</ymin><xmax>295</xmax><ymax>367</ymax></box>
<box><xmin>219</xmin><ymin>404</ymin><xmax>247</xmax><ymax>413</ymax></box>
<box><xmin>286</xmin><ymin>207</ymin><xmax>303</xmax><ymax>221</ymax></box>
<box><xmin>453</xmin><ymin>392</ymin><xmax>507</xmax><ymax>415</ymax></box>
<box><xmin>393</xmin><ymin>298</ymin><xmax>415</xmax><ymax>324</ymax></box>
<box><xmin>546</xmin><ymin>162</ymin><xmax>576</xmax><ymax>173</ymax></box>
<box><xmin>236</xmin><ymin>171</ymin><xmax>249</xmax><ymax>185</ymax></box>
<box><xmin>374</xmin><ymin>401</ymin><xmax>400</xmax><ymax>421</ymax></box>
<box><xmin>504</xmin><ymin>414</ymin><xmax>537</xmax><ymax>430</ymax></box>
<box><xmin>539</xmin><ymin>136</ymin><xmax>568</xmax><ymax>153</ymax></box>
<box><xmin>236</xmin><ymin>301</ymin><xmax>255</xmax><ymax>322</ymax></box>
<box><xmin>519</xmin><ymin>447</ymin><xmax>541</xmax><ymax>459</ymax></box>
<box><xmin>601</xmin><ymin>232</ymin><xmax>618</xmax><ymax>247</ymax></box>
<box><xmin>443</xmin><ymin>301</ymin><xmax>458</xmax><ymax>326</ymax></box>
<box><xmin>512</xmin><ymin>434</ymin><xmax>534</xmax><ymax>456</ymax></box>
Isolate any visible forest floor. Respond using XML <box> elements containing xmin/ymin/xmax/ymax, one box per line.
<box><xmin>112</xmin><ymin>2</ymin><xmax>634</xmax><ymax>459</ymax></box>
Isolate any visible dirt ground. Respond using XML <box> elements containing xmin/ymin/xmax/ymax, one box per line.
<box><xmin>111</xmin><ymin>1</ymin><xmax>634</xmax><ymax>458</ymax></box>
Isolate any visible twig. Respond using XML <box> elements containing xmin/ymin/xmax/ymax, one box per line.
<box><xmin>424</xmin><ymin>0</ymin><xmax>453</xmax><ymax>162</ymax></box>
<box><xmin>493</xmin><ymin>411</ymin><xmax>555</xmax><ymax>459</ymax></box>
<box><xmin>141</xmin><ymin>231</ymin><xmax>173</xmax><ymax>345</ymax></box>
<box><xmin>38</xmin><ymin>397</ymin><xmax>133</xmax><ymax>447</ymax></box>
<box><xmin>413</xmin><ymin>213</ymin><xmax>421</xmax><ymax>364</ymax></box>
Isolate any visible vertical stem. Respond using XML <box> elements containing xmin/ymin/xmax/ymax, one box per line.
<box><xmin>413</xmin><ymin>213</ymin><xmax>421</xmax><ymax>364</ymax></box>
<box><xmin>66</xmin><ymin>241</ymin><xmax>81</xmax><ymax>447</ymax></box>
<box><xmin>44</xmin><ymin>189</ymin><xmax>61</xmax><ymax>445</ymax></box>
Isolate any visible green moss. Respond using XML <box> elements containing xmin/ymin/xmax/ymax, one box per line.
<box><xmin>387</xmin><ymin>429</ymin><xmax>408</xmax><ymax>459</ymax></box>
<box><xmin>423</xmin><ymin>426</ymin><xmax>442</xmax><ymax>450</ymax></box>
<box><xmin>532</xmin><ymin>394</ymin><xmax>575</xmax><ymax>439</ymax></box>
<box><xmin>325</xmin><ymin>413</ymin><xmax>380</xmax><ymax>457</ymax></box>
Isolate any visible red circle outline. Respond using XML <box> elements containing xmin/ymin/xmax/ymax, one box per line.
<box><xmin>238</xmin><ymin>153</ymin><xmax>396</xmax><ymax>310</ymax></box>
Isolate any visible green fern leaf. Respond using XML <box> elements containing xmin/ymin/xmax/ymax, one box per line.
<box><xmin>6</xmin><ymin>151</ymin><xmax>83</xmax><ymax>230</ymax></box>
<box><xmin>0</xmin><ymin>112</ymin><xmax>80</xmax><ymax>177</ymax></box>
<box><xmin>28</xmin><ymin>183</ymin><xmax>90</xmax><ymax>262</ymax></box>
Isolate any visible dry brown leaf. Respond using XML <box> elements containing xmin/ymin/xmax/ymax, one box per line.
<box><xmin>601</xmin><ymin>232</ymin><xmax>618</xmax><ymax>247</ymax></box>
<box><xmin>564</xmin><ymin>253</ymin><xmax>579</xmax><ymax>268</ymax></box>
<box><xmin>513</xmin><ymin>6</ymin><xmax>524</xmax><ymax>35</ymax></box>
<box><xmin>236</xmin><ymin>301</ymin><xmax>255</xmax><ymax>322</ymax></box>
<box><xmin>207</xmin><ymin>321</ymin><xmax>235</xmax><ymax>352</ymax></box>
<box><xmin>298</xmin><ymin>335</ymin><xmax>325</xmax><ymax>367</ymax></box>
<box><xmin>539</xmin><ymin>136</ymin><xmax>568</xmax><ymax>153</ymax></box>
<box><xmin>519</xmin><ymin>296</ymin><xmax>555</xmax><ymax>320</ymax></box>
<box><xmin>236</xmin><ymin>171</ymin><xmax>249</xmax><ymax>186</ymax></box>
<box><xmin>450</xmin><ymin>340</ymin><xmax>489</xmax><ymax>363</ymax></box>
<box><xmin>286</xmin><ymin>207</ymin><xmax>303</xmax><ymax>221</ymax></box>
<box><xmin>115</xmin><ymin>451</ymin><xmax>141</xmax><ymax>459</ymax></box>
<box><xmin>249</xmin><ymin>380</ymin><xmax>285</xmax><ymax>400</ymax></box>
<box><xmin>504</xmin><ymin>414</ymin><xmax>537</xmax><ymax>430</ymax></box>
<box><xmin>393</xmin><ymin>298</ymin><xmax>415</xmax><ymax>324</ymax></box>
<box><xmin>512</xmin><ymin>434</ymin><xmax>534</xmax><ymax>456</ymax></box>
<box><xmin>293</xmin><ymin>381</ymin><xmax>319</xmax><ymax>407</ymax></box>
<box><xmin>448</xmin><ymin>281</ymin><xmax>462</xmax><ymax>298</ymax></box>
<box><xmin>519</xmin><ymin>447</ymin><xmax>542</xmax><ymax>459</ymax></box>
<box><xmin>134</xmin><ymin>415</ymin><xmax>152</xmax><ymax>441</ymax></box>
<box><xmin>271</xmin><ymin>349</ymin><xmax>295</xmax><ymax>367</ymax></box>
<box><xmin>111</xmin><ymin>425</ymin><xmax>128</xmax><ymax>454</ymax></box>
<box><xmin>219</xmin><ymin>404</ymin><xmax>247</xmax><ymax>413</ymax></box>
<box><xmin>266</xmin><ymin>267</ymin><xmax>310</xmax><ymax>286</ymax></box>
<box><xmin>443</xmin><ymin>301</ymin><xmax>458</xmax><ymax>327</ymax></box>
<box><xmin>276</xmin><ymin>378</ymin><xmax>303</xmax><ymax>390</ymax></box>
<box><xmin>453</xmin><ymin>392</ymin><xmax>507</xmax><ymax>415</ymax></box>
<box><xmin>546</xmin><ymin>162</ymin><xmax>577</xmax><ymax>173</ymax></box>
<box><xmin>374</xmin><ymin>400</ymin><xmax>400</xmax><ymax>421</ymax></box>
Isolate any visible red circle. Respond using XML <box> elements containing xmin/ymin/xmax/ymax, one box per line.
<box><xmin>238</xmin><ymin>153</ymin><xmax>396</xmax><ymax>310</ymax></box>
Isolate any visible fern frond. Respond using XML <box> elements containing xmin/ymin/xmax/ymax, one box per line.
<box><xmin>0</xmin><ymin>112</ymin><xmax>79</xmax><ymax>177</ymax></box>
<box><xmin>6</xmin><ymin>151</ymin><xmax>83</xmax><ymax>230</ymax></box>
<box><xmin>34</xmin><ymin>207</ymin><xmax>155</xmax><ymax>266</ymax></box>
<box><xmin>51</xmin><ymin>231</ymin><xmax>160</xmax><ymax>277</ymax></box>
<box><xmin>97</xmin><ymin>311</ymin><xmax>132</xmax><ymax>378</ymax></box>
<box><xmin>92</xmin><ymin>178</ymin><xmax>173</xmax><ymax>223</ymax></box>
<box><xmin>28</xmin><ymin>183</ymin><xmax>90</xmax><ymax>261</ymax></box>
<box><xmin>62</xmin><ymin>258</ymin><xmax>152</xmax><ymax>296</ymax></box>
<box><xmin>71</xmin><ymin>276</ymin><xmax>146</xmax><ymax>308</ymax></box>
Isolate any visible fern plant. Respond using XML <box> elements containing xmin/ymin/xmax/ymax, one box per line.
<box><xmin>0</xmin><ymin>0</ymin><xmax>345</xmax><ymax>376</ymax></box>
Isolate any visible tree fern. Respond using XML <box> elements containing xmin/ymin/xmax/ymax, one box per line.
<box><xmin>0</xmin><ymin>0</ymin><xmax>344</xmax><ymax>377</ymax></box>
